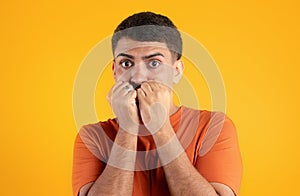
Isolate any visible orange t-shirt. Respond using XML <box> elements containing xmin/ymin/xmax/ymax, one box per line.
<box><xmin>72</xmin><ymin>106</ymin><xmax>242</xmax><ymax>196</ymax></box>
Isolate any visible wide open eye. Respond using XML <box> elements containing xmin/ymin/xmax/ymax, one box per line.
<box><xmin>148</xmin><ymin>60</ymin><xmax>161</xmax><ymax>68</ymax></box>
<box><xmin>120</xmin><ymin>60</ymin><xmax>133</xmax><ymax>68</ymax></box>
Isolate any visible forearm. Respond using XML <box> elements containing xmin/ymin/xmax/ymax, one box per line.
<box><xmin>163</xmin><ymin>153</ymin><xmax>217</xmax><ymax>196</ymax></box>
<box><xmin>153</xmin><ymin>124</ymin><xmax>217</xmax><ymax>196</ymax></box>
<box><xmin>87</xmin><ymin>129</ymin><xmax>137</xmax><ymax>196</ymax></box>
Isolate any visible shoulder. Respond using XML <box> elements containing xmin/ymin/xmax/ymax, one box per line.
<box><xmin>198</xmin><ymin>110</ymin><xmax>238</xmax><ymax>156</ymax></box>
<box><xmin>77</xmin><ymin>119</ymin><xmax>119</xmax><ymax>143</ymax></box>
<box><xmin>180</xmin><ymin>107</ymin><xmax>237</xmax><ymax>153</ymax></box>
<box><xmin>74</xmin><ymin>119</ymin><xmax>119</xmax><ymax>161</ymax></box>
<box><xmin>79</xmin><ymin>118</ymin><xmax>117</xmax><ymax>132</ymax></box>
<box><xmin>79</xmin><ymin>119</ymin><xmax>118</xmax><ymax>134</ymax></box>
<box><xmin>180</xmin><ymin>106</ymin><xmax>232</xmax><ymax>128</ymax></box>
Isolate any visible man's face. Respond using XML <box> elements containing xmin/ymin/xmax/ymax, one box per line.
<box><xmin>113</xmin><ymin>38</ymin><xmax>182</xmax><ymax>89</ymax></box>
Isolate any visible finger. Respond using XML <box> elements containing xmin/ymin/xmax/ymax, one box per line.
<box><xmin>109</xmin><ymin>80</ymin><xmax>124</xmax><ymax>98</ymax></box>
<box><xmin>127</xmin><ymin>89</ymin><xmax>137</xmax><ymax>99</ymax></box>
<box><xmin>122</xmin><ymin>83</ymin><xmax>135</xmax><ymax>96</ymax></box>
<box><xmin>107</xmin><ymin>81</ymin><xmax>123</xmax><ymax>103</ymax></box>
<box><xmin>137</xmin><ymin>88</ymin><xmax>146</xmax><ymax>98</ymax></box>
<box><xmin>109</xmin><ymin>82</ymin><xmax>132</xmax><ymax>104</ymax></box>
<box><xmin>147</xmin><ymin>80</ymin><xmax>163</xmax><ymax>89</ymax></box>
<box><xmin>112</xmin><ymin>80</ymin><xmax>124</xmax><ymax>91</ymax></box>
<box><xmin>150</xmin><ymin>80</ymin><xmax>171</xmax><ymax>91</ymax></box>
<box><xmin>127</xmin><ymin>90</ymin><xmax>137</xmax><ymax>105</ymax></box>
<box><xmin>114</xmin><ymin>82</ymin><xmax>132</xmax><ymax>96</ymax></box>
<box><xmin>140</xmin><ymin>82</ymin><xmax>152</xmax><ymax>96</ymax></box>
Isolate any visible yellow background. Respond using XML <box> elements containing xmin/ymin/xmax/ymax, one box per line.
<box><xmin>1</xmin><ymin>0</ymin><xmax>299</xmax><ymax>195</ymax></box>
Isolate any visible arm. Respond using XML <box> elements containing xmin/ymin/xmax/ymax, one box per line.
<box><xmin>137</xmin><ymin>81</ymin><xmax>237</xmax><ymax>196</ymax></box>
<box><xmin>79</xmin><ymin>81</ymin><xmax>140</xmax><ymax>196</ymax></box>
<box><xmin>153</xmin><ymin>123</ymin><xmax>219</xmax><ymax>196</ymax></box>
<box><xmin>153</xmin><ymin>115</ymin><xmax>241</xmax><ymax>196</ymax></box>
<box><xmin>84</xmin><ymin>129</ymin><xmax>137</xmax><ymax>196</ymax></box>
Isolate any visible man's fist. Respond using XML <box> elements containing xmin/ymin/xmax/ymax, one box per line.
<box><xmin>107</xmin><ymin>81</ymin><xmax>140</xmax><ymax>134</ymax></box>
<box><xmin>137</xmin><ymin>81</ymin><xmax>172</xmax><ymax>133</ymax></box>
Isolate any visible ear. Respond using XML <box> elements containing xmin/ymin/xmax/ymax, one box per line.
<box><xmin>112</xmin><ymin>61</ymin><xmax>117</xmax><ymax>81</ymax></box>
<box><xmin>173</xmin><ymin>60</ymin><xmax>184</xmax><ymax>83</ymax></box>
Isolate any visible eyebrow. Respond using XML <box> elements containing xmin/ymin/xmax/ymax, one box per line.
<box><xmin>116</xmin><ymin>53</ymin><xmax>135</xmax><ymax>59</ymax></box>
<box><xmin>142</xmin><ymin>53</ymin><xmax>165</xmax><ymax>60</ymax></box>
<box><xmin>115</xmin><ymin>52</ymin><xmax>165</xmax><ymax>60</ymax></box>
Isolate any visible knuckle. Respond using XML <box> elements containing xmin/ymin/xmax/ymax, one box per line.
<box><xmin>141</xmin><ymin>83</ymin><xmax>147</xmax><ymax>88</ymax></box>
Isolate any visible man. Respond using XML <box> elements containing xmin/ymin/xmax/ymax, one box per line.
<box><xmin>72</xmin><ymin>12</ymin><xmax>242</xmax><ymax>196</ymax></box>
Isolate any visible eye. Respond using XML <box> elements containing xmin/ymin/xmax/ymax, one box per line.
<box><xmin>148</xmin><ymin>60</ymin><xmax>161</xmax><ymax>68</ymax></box>
<box><xmin>120</xmin><ymin>60</ymin><xmax>133</xmax><ymax>68</ymax></box>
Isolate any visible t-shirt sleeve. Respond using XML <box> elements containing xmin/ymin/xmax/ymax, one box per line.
<box><xmin>195</xmin><ymin>115</ymin><xmax>243</xmax><ymax>196</ymax></box>
<box><xmin>72</xmin><ymin>131</ymin><xmax>106</xmax><ymax>196</ymax></box>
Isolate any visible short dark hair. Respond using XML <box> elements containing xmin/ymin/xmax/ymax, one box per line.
<box><xmin>112</xmin><ymin>12</ymin><xmax>182</xmax><ymax>60</ymax></box>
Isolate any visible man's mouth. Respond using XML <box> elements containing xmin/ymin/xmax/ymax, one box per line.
<box><xmin>129</xmin><ymin>82</ymin><xmax>141</xmax><ymax>106</ymax></box>
<box><xmin>131</xmin><ymin>83</ymin><xmax>141</xmax><ymax>90</ymax></box>
<box><xmin>129</xmin><ymin>82</ymin><xmax>143</xmax><ymax>123</ymax></box>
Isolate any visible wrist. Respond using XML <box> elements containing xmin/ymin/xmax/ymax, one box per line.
<box><xmin>117</xmin><ymin>119</ymin><xmax>139</xmax><ymax>135</ymax></box>
<box><xmin>152</xmin><ymin>122</ymin><xmax>174</xmax><ymax>145</ymax></box>
<box><xmin>115</xmin><ymin>129</ymin><xmax>138</xmax><ymax>149</ymax></box>
<box><xmin>153</xmin><ymin>127</ymin><xmax>184</xmax><ymax>166</ymax></box>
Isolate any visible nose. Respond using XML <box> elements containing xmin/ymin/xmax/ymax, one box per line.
<box><xmin>130</xmin><ymin>65</ymin><xmax>148</xmax><ymax>85</ymax></box>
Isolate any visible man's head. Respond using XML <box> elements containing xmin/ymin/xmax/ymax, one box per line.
<box><xmin>111</xmin><ymin>12</ymin><xmax>184</xmax><ymax>89</ymax></box>
<box><xmin>112</xmin><ymin>12</ymin><xmax>182</xmax><ymax>61</ymax></box>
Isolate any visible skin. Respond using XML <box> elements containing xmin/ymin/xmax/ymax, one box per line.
<box><xmin>79</xmin><ymin>38</ymin><xmax>235</xmax><ymax>196</ymax></box>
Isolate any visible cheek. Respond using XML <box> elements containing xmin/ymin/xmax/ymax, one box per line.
<box><xmin>150</xmin><ymin>66</ymin><xmax>175</xmax><ymax>88</ymax></box>
<box><xmin>115</xmin><ymin>68</ymin><xmax>124</xmax><ymax>77</ymax></box>
<box><xmin>114</xmin><ymin>68</ymin><xmax>131</xmax><ymax>82</ymax></box>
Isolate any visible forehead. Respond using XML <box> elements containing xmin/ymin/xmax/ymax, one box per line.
<box><xmin>114</xmin><ymin>38</ymin><xmax>170</xmax><ymax>57</ymax></box>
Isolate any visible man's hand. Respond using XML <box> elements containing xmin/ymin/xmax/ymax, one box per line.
<box><xmin>137</xmin><ymin>81</ymin><xmax>172</xmax><ymax>134</ymax></box>
<box><xmin>107</xmin><ymin>81</ymin><xmax>139</xmax><ymax>134</ymax></box>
